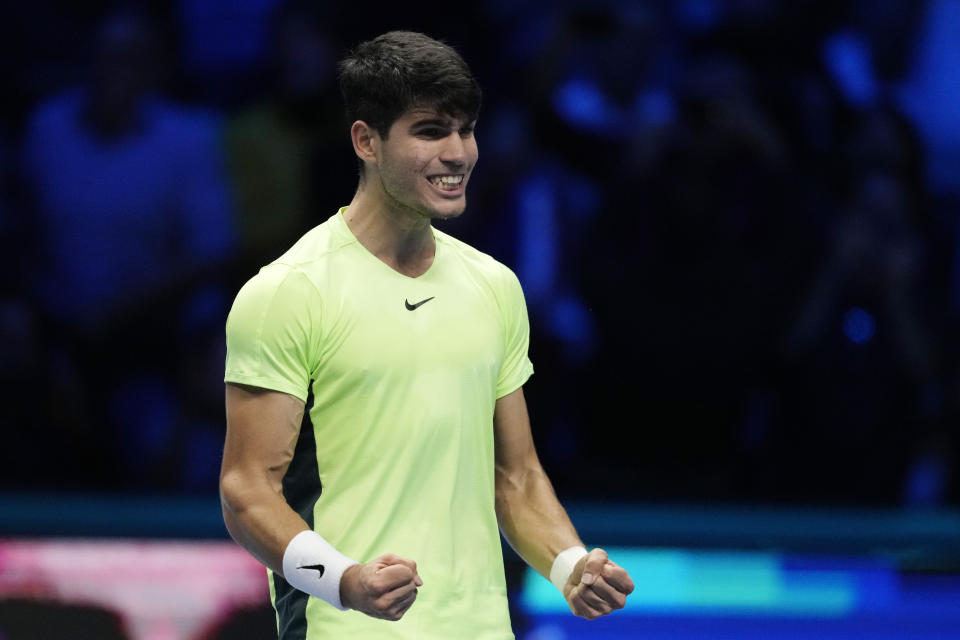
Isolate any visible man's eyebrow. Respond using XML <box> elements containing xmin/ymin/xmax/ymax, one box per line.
<box><xmin>408</xmin><ymin>115</ymin><xmax>476</xmax><ymax>130</ymax></box>
<box><xmin>409</xmin><ymin>117</ymin><xmax>454</xmax><ymax>128</ymax></box>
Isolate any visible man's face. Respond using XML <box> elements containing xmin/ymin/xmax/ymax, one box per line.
<box><xmin>373</xmin><ymin>107</ymin><xmax>478</xmax><ymax>221</ymax></box>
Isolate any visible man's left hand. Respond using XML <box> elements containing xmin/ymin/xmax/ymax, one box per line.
<box><xmin>562</xmin><ymin>548</ymin><xmax>634</xmax><ymax>619</ymax></box>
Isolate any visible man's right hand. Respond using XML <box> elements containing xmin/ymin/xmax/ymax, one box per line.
<box><xmin>340</xmin><ymin>553</ymin><xmax>423</xmax><ymax>621</ymax></box>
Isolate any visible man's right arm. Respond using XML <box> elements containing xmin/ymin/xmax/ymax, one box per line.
<box><xmin>220</xmin><ymin>382</ymin><xmax>310</xmax><ymax>572</ymax></box>
<box><xmin>220</xmin><ymin>382</ymin><xmax>422</xmax><ymax>620</ymax></box>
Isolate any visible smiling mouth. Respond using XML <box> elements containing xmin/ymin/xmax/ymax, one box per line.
<box><xmin>427</xmin><ymin>174</ymin><xmax>465</xmax><ymax>191</ymax></box>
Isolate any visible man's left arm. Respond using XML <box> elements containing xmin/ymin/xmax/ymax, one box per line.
<box><xmin>493</xmin><ymin>387</ymin><xmax>635</xmax><ymax>619</ymax></box>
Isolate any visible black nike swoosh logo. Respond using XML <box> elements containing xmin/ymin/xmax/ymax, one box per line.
<box><xmin>299</xmin><ymin>564</ymin><xmax>325</xmax><ymax>577</ymax></box>
<box><xmin>405</xmin><ymin>296</ymin><xmax>435</xmax><ymax>311</ymax></box>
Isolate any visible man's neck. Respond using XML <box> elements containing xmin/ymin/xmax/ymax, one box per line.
<box><xmin>343</xmin><ymin>181</ymin><xmax>436</xmax><ymax>278</ymax></box>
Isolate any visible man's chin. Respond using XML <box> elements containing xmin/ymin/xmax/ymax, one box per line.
<box><xmin>428</xmin><ymin>200</ymin><xmax>467</xmax><ymax>221</ymax></box>
<box><xmin>432</xmin><ymin>208</ymin><xmax>466</xmax><ymax>221</ymax></box>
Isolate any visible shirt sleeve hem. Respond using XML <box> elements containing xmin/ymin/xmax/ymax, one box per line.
<box><xmin>224</xmin><ymin>372</ymin><xmax>309</xmax><ymax>403</ymax></box>
<box><xmin>495</xmin><ymin>363</ymin><xmax>534</xmax><ymax>400</ymax></box>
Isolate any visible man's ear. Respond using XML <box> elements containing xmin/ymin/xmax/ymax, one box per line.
<box><xmin>351</xmin><ymin>120</ymin><xmax>378</xmax><ymax>167</ymax></box>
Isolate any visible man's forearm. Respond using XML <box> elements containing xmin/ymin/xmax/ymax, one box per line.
<box><xmin>495</xmin><ymin>460</ymin><xmax>582</xmax><ymax>579</ymax></box>
<box><xmin>220</xmin><ymin>473</ymin><xmax>310</xmax><ymax>575</ymax></box>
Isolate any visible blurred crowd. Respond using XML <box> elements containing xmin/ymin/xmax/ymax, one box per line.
<box><xmin>1</xmin><ymin>0</ymin><xmax>958</xmax><ymax>508</ymax></box>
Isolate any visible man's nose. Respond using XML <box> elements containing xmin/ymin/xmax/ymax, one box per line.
<box><xmin>439</xmin><ymin>132</ymin><xmax>469</xmax><ymax>166</ymax></box>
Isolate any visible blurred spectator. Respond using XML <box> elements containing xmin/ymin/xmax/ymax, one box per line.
<box><xmin>584</xmin><ymin>51</ymin><xmax>807</xmax><ymax>500</ymax></box>
<box><xmin>20</xmin><ymin>8</ymin><xmax>234</xmax><ymax>489</ymax></box>
<box><xmin>24</xmin><ymin>8</ymin><xmax>233</xmax><ymax>334</ymax></box>
<box><xmin>222</xmin><ymin>1</ymin><xmax>351</xmax><ymax>275</ymax></box>
<box><xmin>780</xmin><ymin>132</ymin><xmax>942</xmax><ymax>504</ymax></box>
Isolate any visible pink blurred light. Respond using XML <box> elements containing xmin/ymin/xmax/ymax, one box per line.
<box><xmin>0</xmin><ymin>539</ymin><xmax>269</xmax><ymax>640</ymax></box>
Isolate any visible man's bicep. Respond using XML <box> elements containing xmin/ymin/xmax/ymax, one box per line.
<box><xmin>493</xmin><ymin>387</ymin><xmax>538</xmax><ymax>470</ymax></box>
<box><xmin>223</xmin><ymin>382</ymin><xmax>306</xmax><ymax>489</ymax></box>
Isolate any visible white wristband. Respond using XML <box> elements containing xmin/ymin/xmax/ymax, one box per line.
<box><xmin>549</xmin><ymin>545</ymin><xmax>588</xmax><ymax>593</ymax></box>
<box><xmin>282</xmin><ymin>530</ymin><xmax>359</xmax><ymax>610</ymax></box>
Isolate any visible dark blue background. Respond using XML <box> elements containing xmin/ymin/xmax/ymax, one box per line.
<box><xmin>1</xmin><ymin>0</ymin><xmax>959</xmax><ymax>511</ymax></box>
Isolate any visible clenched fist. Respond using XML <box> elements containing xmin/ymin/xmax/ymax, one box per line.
<box><xmin>340</xmin><ymin>553</ymin><xmax>423</xmax><ymax>621</ymax></box>
<box><xmin>563</xmin><ymin>548</ymin><xmax>634</xmax><ymax>620</ymax></box>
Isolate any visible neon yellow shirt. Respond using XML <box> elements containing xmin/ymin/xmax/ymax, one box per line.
<box><xmin>225</xmin><ymin>208</ymin><xmax>533</xmax><ymax>639</ymax></box>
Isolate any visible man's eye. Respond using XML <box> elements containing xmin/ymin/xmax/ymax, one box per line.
<box><xmin>419</xmin><ymin>128</ymin><xmax>445</xmax><ymax>138</ymax></box>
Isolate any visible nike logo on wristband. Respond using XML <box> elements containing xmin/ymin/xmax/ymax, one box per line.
<box><xmin>299</xmin><ymin>564</ymin><xmax>326</xmax><ymax>577</ymax></box>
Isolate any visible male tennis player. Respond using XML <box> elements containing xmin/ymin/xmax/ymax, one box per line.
<box><xmin>220</xmin><ymin>30</ymin><xmax>634</xmax><ymax>639</ymax></box>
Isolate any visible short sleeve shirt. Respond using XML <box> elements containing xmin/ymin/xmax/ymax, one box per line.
<box><xmin>225</xmin><ymin>209</ymin><xmax>533</xmax><ymax>639</ymax></box>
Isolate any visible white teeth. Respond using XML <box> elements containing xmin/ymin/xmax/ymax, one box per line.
<box><xmin>430</xmin><ymin>175</ymin><xmax>463</xmax><ymax>186</ymax></box>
